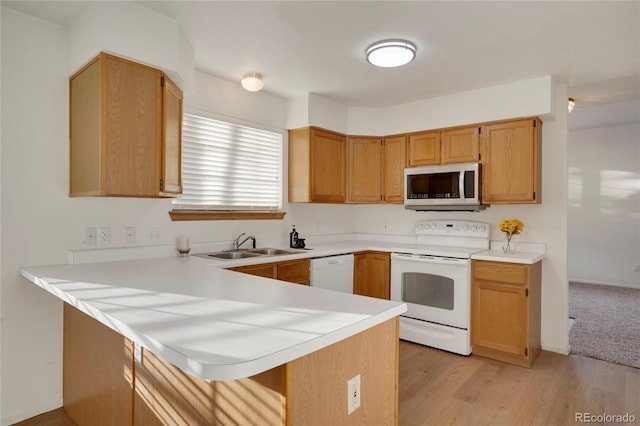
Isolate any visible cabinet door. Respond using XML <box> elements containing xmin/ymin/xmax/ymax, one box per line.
<box><xmin>472</xmin><ymin>280</ymin><xmax>528</xmax><ymax>359</ymax></box>
<box><xmin>161</xmin><ymin>76</ymin><xmax>183</xmax><ymax>195</ymax></box>
<box><xmin>310</xmin><ymin>129</ymin><xmax>346</xmax><ymax>202</ymax></box>
<box><xmin>481</xmin><ymin>118</ymin><xmax>541</xmax><ymax>203</ymax></box>
<box><xmin>348</xmin><ymin>137</ymin><xmax>382</xmax><ymax>203</ymax></box>
<box><xmin>408</xmin><ymin>131</ymin><xmax>441</xmax><ymax>167</ymax></box>
<box><xmin>104</xmin><ymin>55</ymin><xmax>162</xmax><ymax>196</ymax></box>
<box><xmin>441</xmin><ymin>126</ymin><xmax>479</xmax><ymax>164</ymax></box>
<box><xmin>353</xmin><ymin>253</ymin><xmax>367</xmax><ymax>296</ymax></box>
<box><xmin>353</xmin><ymin>252</ymin><xmax>390</xmax><ymax>300</ymax></box>
<box><xmin>229</xmin><ymin>263</ymin><xmax>276</xmax><ymax>279</ymax></box>
<box><xmin>277</xmin><ymin>259</ymin><xmax>310</xmax><ymax>285</ymax></box>
<box><xmin>382</xmin><ymin>136</ymin><xmax>407</xmax><ymax>203</ymax></box>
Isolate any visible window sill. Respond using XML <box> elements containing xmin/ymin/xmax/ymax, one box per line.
<box><xmin>169</xmin><ymin>210</ymin><xmax>286</xmax><ymax>221</ymax></box>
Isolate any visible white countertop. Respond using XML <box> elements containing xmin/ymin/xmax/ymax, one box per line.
<box><xmin>470</xmin><ymin>241</ymin><xmax>546</xmax><ymax>264</ymax></box>
<box><xmin>20</xmin><ymin>255</ymin><xmax>406</xmax><ymax>382</ymax></box>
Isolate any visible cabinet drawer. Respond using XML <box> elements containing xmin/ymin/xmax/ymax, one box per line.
<box><xmin>229</xmin><ymin>263</ymin><xmax>276</xmax><ymax>279</ymax></box>
<box><xmin>473</xmin><ymin>260</ymin><xmax>527</xmax><ymax>285</ymax></box>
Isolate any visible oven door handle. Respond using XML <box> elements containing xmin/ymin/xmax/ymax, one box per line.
<box><xmin>391</xmin><ymin>253</ymin><xmax>469</xmax><ymax>265</ymax></box>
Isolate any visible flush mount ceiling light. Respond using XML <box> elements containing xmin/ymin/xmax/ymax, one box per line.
<box><xmin>241</xmin><ymin>73</ymin><xmax>264</xmax><ymax>92</ymax></box>
<box><xmin>568</xmin><ymin>97</ymin><xmax>576</xmax><ymax>113</ymax></box>
<box><xmin>366</xmin><ymin>39</ymin><xmax>417</xmax><ymax>68</ymax></box>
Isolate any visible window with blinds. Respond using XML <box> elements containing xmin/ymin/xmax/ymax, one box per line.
<box><xmin>173</xmin><ymin>113</ymin><xmax>283</xmax><ymax>211</ymax></box>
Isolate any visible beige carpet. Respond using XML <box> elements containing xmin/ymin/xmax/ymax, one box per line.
<box><xmin>569</xmin><ymin>282</ymin><xmax>640</xmax><ymax>369</ymax></box>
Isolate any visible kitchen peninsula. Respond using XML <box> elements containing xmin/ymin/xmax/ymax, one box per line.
<box><xmin>21</xmin><ymin>256</ymin><xmax>406</xmax><ymax>425</ymax></box>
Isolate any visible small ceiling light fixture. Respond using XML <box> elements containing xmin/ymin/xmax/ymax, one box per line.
<box><xmin>366</xmin><ymin>39</ymin><xmax>417</xmax><ymax>68</ymax></box>
<box><xmin>568</xmin><ymin>97</ymin><xmax>576</xmax><ymax>113</ymax></box>
<box><xmin>241</xmin><ymin>73</ymin><xmax>264</xmax><ymax>92</ymax></box>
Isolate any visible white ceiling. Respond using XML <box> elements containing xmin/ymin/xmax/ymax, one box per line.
<box><xmin>3</xmin><ymin>1</ymin><xmax>640</xmax><ymax>118</ymax></box>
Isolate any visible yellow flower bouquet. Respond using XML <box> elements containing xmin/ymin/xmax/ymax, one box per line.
<box><xmin>497</xmin><ymin>218</ymin><xmax>524</xmax><ymax>253</ymax></box>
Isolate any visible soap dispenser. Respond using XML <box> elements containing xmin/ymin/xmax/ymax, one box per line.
<box><xmin>289</xmin><ymin>225</ymin><xmax>299</xmax><ymax>248</ymax></box>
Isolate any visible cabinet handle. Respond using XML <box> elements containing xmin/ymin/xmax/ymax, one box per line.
<box><xmin>524</xmin><ymin>347</ymin><xmax>528</xmax><ymax>356</ymax></box>
<box><xmin>525</xmin><ymin>288</ymin><xmax>529</xmax><ymax>297</ymax></box>
<box><xmin>160</xmin><ymin>179</ymin><xmax>164</xmax><ymax>191</ymax></box>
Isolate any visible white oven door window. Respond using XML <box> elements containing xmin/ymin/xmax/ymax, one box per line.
<box><xmin>390</xmin><ymin>255</ymin><xmax>469</xmax><ymax>329</ymax></box>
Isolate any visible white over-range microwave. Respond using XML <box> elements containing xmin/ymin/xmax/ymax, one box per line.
<box><xmin>404</xmin><ymin>162</ymin><xmax>487</xmax><ymax>211</ymax></box>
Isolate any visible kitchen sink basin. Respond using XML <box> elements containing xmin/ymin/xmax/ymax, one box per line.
<box><xmin>197</xmin><ymin>247</ymin><xmax>303</xmax><ymax>261</ymax></box>
<box><xmin>247</xmin><ymin>248</ymin><xmax>299</xmax><ymax>255</ymax></box>
<box><xmin>201</xmin><ymin>251</ymin><xmax>263</xmax><ymax>260</ymax></box>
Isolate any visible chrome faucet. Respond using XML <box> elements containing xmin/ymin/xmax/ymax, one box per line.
<box><xmin>232</xmin><ymin>233</ymin><xmax>256</xmax><ymax>250</ymax></box>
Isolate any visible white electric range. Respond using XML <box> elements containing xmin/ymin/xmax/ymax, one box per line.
<box><xmin>390</xmin><ymin>220</ymin><xmax>489</xmax><ymax>355</ymax></box>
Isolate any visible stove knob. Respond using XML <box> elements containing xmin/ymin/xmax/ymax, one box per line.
<box><xmin>480</xmin><ymin>225</ymin><xmax>486</xmax><ymax>232</ymax></box>
<box><xmin>471</xmin><ymin>225</ymin><xmax>477</xmax><ymax>231</ymax></box>
<box><xmin>462</xmin><ymin>225</ymin><xmax>469</xmax><ymax>231</ymax></box>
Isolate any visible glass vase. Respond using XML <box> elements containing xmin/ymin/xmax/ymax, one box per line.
<box><xmin>502</xmin><ymin>234</ymin><xmax>515</xmax><ymax>254</ymax></box>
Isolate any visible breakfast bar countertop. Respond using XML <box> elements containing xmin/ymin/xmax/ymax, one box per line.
<box><xmin>20</xmin><ymin>256</ymin><xmax>406</xmax><ymax>382</ymax></box>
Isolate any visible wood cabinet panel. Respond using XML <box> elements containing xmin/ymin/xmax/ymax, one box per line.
<box><xmin>353</xmin><ymin>251</ymin><xmax>390</xmax><ymax>300</ymax></box>
<box><xmin>471</xmin><ymin>260</ymin><xmax>542</xmax><ymax>368</ymax></box>
<box><xmin>481</xmin><ymin>118</ymin><xmax>541</xmax><ymax>203</ymax></box>
<box><xmin>408</xmin><ymin>131</ymin><xmax>441</xmax><ymax>166</ymax></box>
<box><xmin>277</xmin><ymin>258</ymin><xmax>311</xmax><ymax>285</ymax></box>
<box><xmin>286</xmin><ymin>317</ymin><xmax>398</xmax><ymax>426</ymax></box>
<box><xmin>63</xmin><ymin>303</ymin><xmax>133</xmax><ymax>426</ymax></box>
<box><xmin>310</xmin><ymin>129</ymin><xmax>347</xmax><ymax>202</ymax></box>
<box><xmin>161</xmin><ymin>76</ymin><xmax>183</xmax><ymax>195</ymax></box>
<box><xmin>230</xmin><ymin>258</ymin><xmax>310</xmax><ymax>285</ymax></box>
<box><xmin>288</xmin><ymin>127</ymin><xmax>346</xmax><ymax>203</ymax></box>
<box><xmin>69</xmin><ymin>52</ymin><xmax>182</xmax><ymax>198</ymax></box>
<box><xmin>134</xmin><ymin>347</ymin><xmax>283</xmax><ymax>426</ymax></box>
<box><xmin>347</xmin><ymin>136</ymin><xmax>383</xmax><ymax>202</ymax></box>
<box><xmin>441</xmin><ymin>126</ymin><xmax>479</xmax><ymax>164</ymax></box>
<box><xmin>383</xmin><ymin>135</ymin><xmax>407</xmax><ymax>203</ymax></box>
<box><xmin>229</xmin><ymin>263</ymin><xmax>276</xmax><ymax>279</ymax></box>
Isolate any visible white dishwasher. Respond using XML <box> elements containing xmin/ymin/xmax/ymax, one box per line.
<box><xmin>310</xmin><ymin>254</ymin><xmax>354</xmax><ymax>293</ymax></box>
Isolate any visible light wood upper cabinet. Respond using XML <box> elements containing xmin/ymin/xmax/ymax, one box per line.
<box><xmin>347</xmin><ymin>137</ymin><xmax>383</xmax><ymax>203</ymax></box>
<box><xmin>441</xmin><ymin>126</ymin><xmax>479</xmax><ymax>164</ymax></box>
<box><xmin>471</xmin><ymin>260</ymin><xmax>541</xmax><ymax>368</ymax></box>
<box><xmin>382</xmin><ymin>135</ymin><xmax>407</xmax><ymax>203</ymax></box>
<box><xmin>69</xmin><ymin>52</ymin><xmax>182</xmax><ymax>198</ymax></box>
<box><xmin>408</xmin><ymin>131</ymin><xmax>441</xmax><ymax>166</ymax></box>
<box><xmin>288</xmin><ymin>127</ymin><xmax>346</xmax><ymax>203</ymax></box>
<box><xmin>481</xmin><ymin>117</ymin><xmax>542</xmax><ymax>204</ymax></box>
<box><xmin>353</xmin><ymin>251</ymin><xmax>390</xmax><ymax>300</ymax></box>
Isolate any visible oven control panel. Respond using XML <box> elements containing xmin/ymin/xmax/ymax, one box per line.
<box><xmin>415</xmin><ymin>220</ymin><xmax>489</xmax><ymax>238</ymax></box>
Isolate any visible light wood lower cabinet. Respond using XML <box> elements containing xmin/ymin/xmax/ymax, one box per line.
<box><xmin>63</xmin><ymin>303</ymin><xmax>399</xmax><ymax>426</ymax></box>
<box><xmin>354</xmin><ymin>251</ymin><xmax>391</xmax><ymax>300</ymax></box>
<box><xmin>229</xmin><ymin>258</ymin><xmax>310</xmax><ymax>285</ymax></box>
<box><xmin>471</xmin><ymin>260</ymin><xmax>542</xmax><ymax>368</ymax></box>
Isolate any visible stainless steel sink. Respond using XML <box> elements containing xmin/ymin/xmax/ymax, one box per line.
<box><xmin>200</xmin><ymin>251</ymin><xmax>263</xmax><ymax>260</ymax></box>
<box><xmin>197</xmin><ymin>247</ymin><xmax>302</xmax><ymax>261</ymax></box>
<box><xmin>247</xmin><ymin>248</ymin><xmax>299</xmax><ymax>255</ymax></box>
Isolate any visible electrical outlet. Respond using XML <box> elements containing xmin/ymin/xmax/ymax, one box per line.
<box><xmin>84</xmin><ymin>227</ymin><xmax>96</xmax><ymax>246</ymax></box>
<box><xmin>147</xmin><ymin>227</ymin><xmax>162</xmax><ymax>242</ymax></box>
<box><xmin>98</xmin><ymin>227</ymin><xmax>111</xmax><ymax>244</ymax></box>
<box><xmin>347</xmin><ymin>374</ymin><xmax>361</xmax><ymax>414</ymax></box>
<box><xmin>125</xmin><ymin>227</ymin><xmax>136</xmax><ymax>244</ymax></box>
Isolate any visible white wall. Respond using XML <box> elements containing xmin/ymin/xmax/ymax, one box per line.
<box><xmin>568</xmin><ymin>122</ymin><xmax>640</xmax><ymax>288</ymax></box>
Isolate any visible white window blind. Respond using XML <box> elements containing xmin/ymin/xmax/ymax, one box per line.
<box><xmin>173</xmin><ymin>113</ymin><xmax>283</xmax><ymax>211</ymax></box>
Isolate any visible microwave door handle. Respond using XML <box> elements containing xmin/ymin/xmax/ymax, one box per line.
<box><xmin>459</xmin><ymin>171</ymin><xmax>465</xmax><ymax>200</ymax></box>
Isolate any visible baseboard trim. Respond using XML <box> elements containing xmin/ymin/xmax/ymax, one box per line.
<box><xmin>2</xmin><ymin>401</ymin><xmax>63</xmax><ymax>426</ymax></box>
<box><xmin>541</xmin><ymin>343</ymin><xmax>570</xmax><ymax>355</ymax></box>
<box><xmin>569</xmin><ymin>278</ymin><xmax>640</xmax><ymax>290</ymax></box>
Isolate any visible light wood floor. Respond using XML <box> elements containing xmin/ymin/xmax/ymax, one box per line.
<box><xmin>14</xmin><ymin>341</ymin><xmax>640</xmax><ymax>426</ymax></box>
